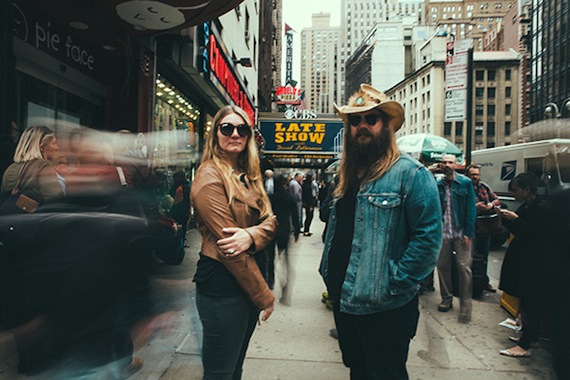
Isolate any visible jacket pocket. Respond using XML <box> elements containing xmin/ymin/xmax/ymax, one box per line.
<box><xmin>366</xmin><ymin>194</ymin><xmax>401</xmax><ymax>209</ymax></box>
<box><xmin>388</xmin><ymin>259</ymin><xmax>418</xmax><ymax>296</ymax></box>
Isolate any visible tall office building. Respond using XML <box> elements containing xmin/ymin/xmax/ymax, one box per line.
<box><xmin>339</xmin><ymin>0</ymin><xmax>423</xmax><ymax>102</ymax></box>
<box><xmin>300</xmin><ymin>13</ymin><xmax>341</xmax><ymax>113</ymax></box>
<box><xmin>529</xmin><ymin>0</ymin><xmax>570</xmax><ymax>122</ymax></box>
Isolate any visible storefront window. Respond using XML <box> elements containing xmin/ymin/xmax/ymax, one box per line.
<box><xmin>153</xmin><ymin>74</ymin><xmax>201</xmax><ymax>175</ymax></box>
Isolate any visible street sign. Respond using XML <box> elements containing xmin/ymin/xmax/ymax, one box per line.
<box><xmin>445</xmin><ymin>39</ymin><xmax>472</xmax><ymax>122</ymax></box>
<box><xmin>445</xmin><ymin>90</ymin><xmax>467</xmax><ymax>121</ymax></box>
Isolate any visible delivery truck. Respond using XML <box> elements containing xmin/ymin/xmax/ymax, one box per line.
<box><xmin>471</xmin><ymin>139</ymin><xmax>570</xmax><ymax>210</ymax></box>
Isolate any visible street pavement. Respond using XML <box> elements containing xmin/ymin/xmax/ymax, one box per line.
<box><xmin>0</xmin><ymin>220</ymin><xmax>557</xmax><ymax>379</ymax></box>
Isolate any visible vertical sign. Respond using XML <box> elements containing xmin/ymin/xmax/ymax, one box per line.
<box><xmin>445</xmin><ymin>39</ymin><xmax>472</xmax><ymax>121</ymax></box>
<box><xmin>285</xmin><ymin>30</ymin><xmax>293</xmax><ymax>84</ymax></box>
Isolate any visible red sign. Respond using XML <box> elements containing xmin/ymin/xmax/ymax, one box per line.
<box><xmin>275</xmin><ymin>85</ymin><xmax>302</xmax><ymax>105</ymax></box>
<box><xmin>208</xmin><ymin>35</ymin><xmax>255</xmax><ymax>123</ymax></box>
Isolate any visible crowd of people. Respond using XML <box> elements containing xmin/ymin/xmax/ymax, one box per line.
<box><xmin>1</xmin><ymin>84</ymin><xmax>568</xmax><ymax>379</ymax></box>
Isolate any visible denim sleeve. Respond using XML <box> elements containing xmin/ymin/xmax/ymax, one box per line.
<box><xmin>464</xmin><ymin>180</ymin><xmax>477</xmax><ymax>238</ymax></box>
<box><xmin>394</xmin><ymin>167</ymin><xmax>442</xmax><ymax>285</ymax></box>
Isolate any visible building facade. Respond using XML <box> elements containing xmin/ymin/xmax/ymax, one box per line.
<box><xmin>388</xmin><ymin>47</ymin><xmax>520</xmax><ymax>151</ymax></box>
<box><xmin>300</xmin><ymin>13</ymin><xmax>341</xmax><ymax>113</ymax></box>
<box><xmin>424</xmin><ymin>0</ymin><xmax>515</xmax><ymax>51</ymax></box>
<box><xmin>529</xmin><ymin>0</ymin><xmax>570</xmax><ymax>122</ymax></box>
<box><xmin>257</xmin><ymin>0</ymin><xmax>282</xmax><ymax>112</ymax></box>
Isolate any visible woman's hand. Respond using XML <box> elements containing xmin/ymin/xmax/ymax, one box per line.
<box><xmin>261</xmin><ymin>301</ymin><xmax>274</xmax><ymax>321</ymax></box>
<box><xmin>217</xmin><ymin>227</ymin><xmax>254</xmax><ymax>256</ymax></box>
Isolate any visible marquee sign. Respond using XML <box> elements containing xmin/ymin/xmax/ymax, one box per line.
<box><xmin>259</xmin><ymin>118</ymin><xmax>343</xmax><ymax>154</ymax></box>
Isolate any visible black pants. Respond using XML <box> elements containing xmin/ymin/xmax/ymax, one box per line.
<box><xmin>333</xmin><ymin>295</ymin><xmax>419</xmax><ymax>380</ymax></box>
<box><xmin>303</xmin><ymin>205</ymin><xmax>314</xmax><ymax>233</ymax></box>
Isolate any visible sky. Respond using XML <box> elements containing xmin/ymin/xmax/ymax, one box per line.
<box><xmin>281</xmin><ymin>0</ymin><xmax>341</xmax><ymax>85</ymax></box>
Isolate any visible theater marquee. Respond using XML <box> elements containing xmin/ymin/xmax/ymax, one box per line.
<box><xmin>258</xmin><ymin>114</ymin><xmax>343</xmax><ymax>160</ymax></box>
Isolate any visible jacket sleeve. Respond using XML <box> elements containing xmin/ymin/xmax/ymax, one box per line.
<box><xmin>464</xmin><ymin>178</ymin><xmax>477</xmax><ymax>238</ymax></box>
<box><xmin>191</xmin><ymin>166</ymin><xmax>275</xmax><ymax>309</ymax></box>
<box><xmin>392</xmin><ymin>166</ymin><xmax>443</xmax><ymax>287</ymax></box>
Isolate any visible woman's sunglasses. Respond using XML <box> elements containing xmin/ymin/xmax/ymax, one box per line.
<box><xmin>219</xmin><ymin>123</ymin><xmax>252</xmax><ymax>137</ymax></box>
<box><xmin>347</xmin><ymin>113</ymin><xmax>380</xmax><ymax>127</ymax></box>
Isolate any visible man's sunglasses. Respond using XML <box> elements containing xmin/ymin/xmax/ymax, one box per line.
<box><xmin>347</xmin><ymin>113</ymin><xmax>381</xmax><ymax>127</ymax></box>
<box><xmin>219</xmin><ymin>123</ymin><xmax>252</xmax><ymax>137</ymax></box>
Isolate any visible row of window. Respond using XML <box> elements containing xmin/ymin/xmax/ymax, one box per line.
<box><xmin>475</xmin><ymin>103</ymin><xmax>512</xmax><ymax>115</ymax></box>
<box><xmin>444</xmin><ymin>121</ymin><xmax>511</xmax><ymax>136</ymax></box>
<box><xmin>475</xmin><ymin>69</ymin><xmax>512</xmax><ymax>81</ymax></box>
<box><xmin>475</xmin><ymin>87</ymin><xmax>512</xmax><ymax>98</ymax></box>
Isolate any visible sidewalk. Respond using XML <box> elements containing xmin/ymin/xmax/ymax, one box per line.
<box><xmin>0</xmin><ymin>220</ymin><xmax>557</xmax><ymax>379</ymax></box>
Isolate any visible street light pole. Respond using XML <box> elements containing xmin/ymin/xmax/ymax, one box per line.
<box><xmin>465</xmin><ymin>45</ymin><xmax>474</xmax><ymax>165</ymax></box>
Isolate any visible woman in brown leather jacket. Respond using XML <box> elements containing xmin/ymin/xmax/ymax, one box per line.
<box><xmin>190</xmin><ymin>105</ymin><xmax>277</xmax><ymax>379</ymax></box>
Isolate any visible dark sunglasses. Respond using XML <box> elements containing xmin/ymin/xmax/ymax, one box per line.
<box><xmin>347</xmin><ymin>113</ymin><xmax>381</xmax><ymax>127</ymax></box>
<box><xmin>219</xmin><ymin>123</ymin><xmax>252</xmax><ymax>137</ymax></box>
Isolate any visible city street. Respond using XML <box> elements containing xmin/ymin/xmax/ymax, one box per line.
<box><xmin>0</xmin><ymin>220</ymin><xmax>557</xmax><ymax>379</ymax></box>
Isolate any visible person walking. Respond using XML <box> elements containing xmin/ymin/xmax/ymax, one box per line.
<box><xmin>264</xmin><ymin>169</ymin><xmax>274</xmax><ymax>195</ymax></box>
<box><xmin>436</xmin><ymin>154</ymin><xmax>476</xmax><ymax>323</ymax></box>
<box><xmin>268</xmin><ymin>174</ymin><xmax>300</xmax><ymax>305</ymax></box>
<box><xmin>320</xmin><ymin>84</ymin><xmax>442</xmax><ymax>379</ymax></box>
<box><xmin>301</xmin><ymin>171</ymin><xmax>318</xmax><ymax>236</ymax></box>
<box><xmin>190</xmin><ymin>105</ymin><xmax>277</xmax><ymax>380</ymax></box>
<box><xmin>466</xmin><ymin>164</ymin><xmax>500</xmax><ymax>297</ymax></box>
<box><xmin>288</xmin><ymin>172</ymin><xmax>303</xmax><ymax>227</ymax></box>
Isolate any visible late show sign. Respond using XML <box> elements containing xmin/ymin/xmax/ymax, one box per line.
<box><xmin>259</xmin><ymin>119</ymin><xmax>343</xmax><ymax>153</ymax></box>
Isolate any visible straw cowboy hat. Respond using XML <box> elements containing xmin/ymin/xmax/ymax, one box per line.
<box><xmin>333</xmin><ymin>84</ymin><xmax>405</xmax><ymax>132</ymax></box>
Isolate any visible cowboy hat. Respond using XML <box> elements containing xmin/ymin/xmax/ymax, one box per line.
<box><xmin>333</xmin><ymin>84</ymin><xmax>405</xmax><ymax>131</ymax></box>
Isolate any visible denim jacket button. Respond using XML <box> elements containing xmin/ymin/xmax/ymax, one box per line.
<box><xmin>382</xmin><ymin>200</ymin><xmax>388</xmax><ymax>205</ymax></box>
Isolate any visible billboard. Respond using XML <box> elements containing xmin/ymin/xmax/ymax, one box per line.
<box><xmin>259</xmin><ymin>119</ymin><xmax>343</xmax><ymax>153</ymax></box>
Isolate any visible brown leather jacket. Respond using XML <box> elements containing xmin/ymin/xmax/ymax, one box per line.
<box><xmin>190</xmin><ymin>161</ymin><xmax>277</xmax><ymax>309</ymax></box>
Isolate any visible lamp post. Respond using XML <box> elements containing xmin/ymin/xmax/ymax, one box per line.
<box><xmin>544</xmin><ymin>102</ymin><xmax>560</xmax><ymax>119</ymax></box>
<box><xmin>561</xmin><ymin>97</ymin><xmax>570</xmax><ymax>119</ymax></box>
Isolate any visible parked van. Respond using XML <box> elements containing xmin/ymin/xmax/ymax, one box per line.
<box><xmin>471</xmin><ymin>139</ymin><xmax>570</xmax><ymax>210</ymax></box>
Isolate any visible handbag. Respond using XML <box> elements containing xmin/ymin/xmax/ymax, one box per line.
<box><xmin>475</xmin><ymin>211</ymin><xmax>502</xmax><ymax>237</ymax></box>
<box><xmin>0</xmin><ymin>162</ymin><xmax>40</xmax><ymax>215</ymax></box>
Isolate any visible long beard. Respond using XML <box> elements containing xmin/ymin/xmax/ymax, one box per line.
<box><xmin>344</xmin><ymin>127</ymin><xmax>392</xmax><ymax>186</ymax></box>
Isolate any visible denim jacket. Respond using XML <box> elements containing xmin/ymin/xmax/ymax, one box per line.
<box><xmin>320</xmin><ymin>155</ymin><xmax>442</xmax><ymax>315</ymax></box>
<box><xmin>437</xmin><ymin>173</ymin><xmax>476</xmax><ymax>239</ymax></box>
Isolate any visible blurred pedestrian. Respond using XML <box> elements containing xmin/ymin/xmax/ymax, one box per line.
<box><xmin>169</xmin><ymin>171</ymin><xmax>191</xmax><ymax>245</ymax></box>
<box><xmin>268</xmin><ymin>174</ymin><xmax>300</xmax><ymax>305</ymax></box>
<box><xmin>264</xmin><ymin>169</ymin><xmax>274</xmax><ymax>195</ymax></box>
<box><xmin>288</xmin><ymin>172</ymin><xmax>303</xmax><ymax>227</ymax></box>
<box><xmin>190</xmin><ymin>105</ymin><xmax>277</xmax><ymax>379</ymax></box>
<box><xmin>321</xmin><ymin>84</ymin><xmax>442</xmax><ymax>379</ymax></box>
<box><xmin>1</xmin><ymin>126</ymin><xmax>64</xmax><ymax>203</ymax></box>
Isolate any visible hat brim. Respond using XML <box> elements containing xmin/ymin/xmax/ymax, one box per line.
<box><xmin>334</xmin><ymin>101</ymin><xmax>404</xmax><ymax>132</ymax></box>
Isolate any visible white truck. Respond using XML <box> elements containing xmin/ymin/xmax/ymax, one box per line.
<box><xmin>471</xmin><ymin>139</ymin><xmax>570</xmax><ymax>210</ymax></box>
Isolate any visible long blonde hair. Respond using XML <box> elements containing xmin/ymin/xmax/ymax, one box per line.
<box><xmin>201</xmin><ymin>105</ymin><xmax>272</xmax><ymax>219</ymax></box>
<box><xmin>334</xmin><ymin>119</ymin><xmax>400</xmax><ymax>198</ymax></box>
<box><xmin>13</xmin><ymin>126</ymin><xmax>55</xmax><ymax>163</ymax></box>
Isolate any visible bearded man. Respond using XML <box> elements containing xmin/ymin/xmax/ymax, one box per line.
<box><xmin>320</xmin><ymin>84</ymin><xmax>442</xmax><ymax>379</ymax></box>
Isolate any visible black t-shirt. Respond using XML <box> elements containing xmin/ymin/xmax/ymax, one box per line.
<box><xmin>327</xmin><ymin>186</ymin><xmax>358</xmax><ymax>302</ymax></box>
<box><xmin>194</xmin><ymin>254</ymin><xmax>245</xmax><ymax>297</ymax></box>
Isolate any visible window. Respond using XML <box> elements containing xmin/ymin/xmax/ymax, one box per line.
<box><xmin>505</xmin><ymin>87</ymin><xmax>511</xmax><ymax>97</ymax></box>
<box><xmin>488</xmin><ymin>70</ymin><xmax>496</xmax><ymax>81</ymax></box>
<box><xmin>476</xmin><ymin>87</ymin><xmax>484</xmax><ymax>97</ymax></box>
<box><xmin>488</xmin><ymin>87</ymin><xmax>496</xmax><ymax>98</ymax></box>
<box><xmin>505</xmin><ymin>69</ymin><xmax>512</xmax><ymax>80</ymax></box>
<box><xmin>505</xmin><ymin>104</ymin><xmax>511</xmax><ymax>115</ymax></box>
<box><xmin>476</xmin><ymin>70</ymin><xmax>484</xmax><ymax>81</ymax></box>
<box><xmin>488</xmin><ymin>104</ymin><xmax>495</xmax><ymax>115</ymax></box>
<box><xmin>505</xmin><ymin>121</ymin><xmax>511</xmax><ymax>135</ymax></box>
<box><xmin>488</xmin><ymin>122</ymin><xmax>495</xmax><ymax>135</ymax></box>
<box><xmin>444</xmin><ymin>122</ymin><xmax>452</xmax><ymax>135</ymax></box>
<box><xmin>456</xmin><ymin>121</ymin><xmax>463</xmax><ymax>135</ymax></box>
<box><xmin>476</xmin><ymin>105</ymin><xmax>484</xmax><ymax>115</ymax></box>
<box><xmin>475</xmin><ymin>127</ymin><xmax>483</xmax><ymax>136</ymax></box>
